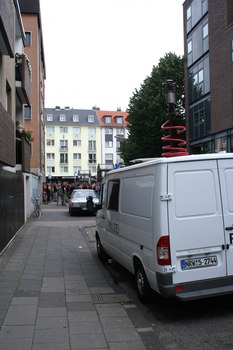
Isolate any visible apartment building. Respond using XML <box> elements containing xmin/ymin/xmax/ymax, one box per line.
<box><xmin>44</xmin><ymin>107</ymin><xmax>101</xmax><ymax>182</ymax></box>
<box><xmin>183</xmin><ymin>0</ymin><xmax>233</xmax><ymax>153</ymax></box>
<box><xmin>19</xmin><ymin>0</ymin><xmax>46</xmax><ymax>190</ymax></box>
<box><xmin>97</xmin><ymin>109</ymin><xmax>128</xmax><ymax>167</ymax></box>
<box><xmin>0</xmin><ymin>0</ymin><xmax>32</xmax><ymax>252</ymax></box>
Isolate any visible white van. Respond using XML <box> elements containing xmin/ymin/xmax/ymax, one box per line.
<box><xmin>95</xmin><ymin>153</ymin><xmax>233</xmax><ymax>302</ymax></box>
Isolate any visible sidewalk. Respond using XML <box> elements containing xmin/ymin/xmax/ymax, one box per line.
<box><xmin>0</xmin><ymin>202</ymin><xmax>151</xmax><ymax>350</ymax></box>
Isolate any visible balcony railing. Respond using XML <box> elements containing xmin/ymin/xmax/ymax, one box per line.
<box><xmin>0</xmin><ymin>103</ymin><xmax>15</xmax><ymax>166</ymax></box>
<box><xmin>21</xmin><ymin>136</ymin><xmax>31</xmax><ymax>173</ymax></box>
<box><xmin>16</xmin><ymin>135</ymin><xmax>31</xmax><ymax>173</ymax></box>
<box><xmin>15</xmin><ymin>53</ymin><xmax>31</xmax><ymax>104</ymax></box>
<box><xmin>0</xmin><ymin>0</ymin><xmax>14</xmax><ymax>57</ymax></box>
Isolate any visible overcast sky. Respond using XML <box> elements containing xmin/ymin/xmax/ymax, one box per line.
<box><xmin>40</xmin><ymin>0</ymin><xmax>184</xmax><ymax>111</ymax></box>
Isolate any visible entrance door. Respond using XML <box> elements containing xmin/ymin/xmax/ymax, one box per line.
<box><xmin>218</xmin><ymin>159</ymin><xmax>233</xmax><ymax>276</ymax></box>
<box><xmin>168</xmin><ymin>160</ymin><xmax>226</xmax><ymax>284</ymax></box>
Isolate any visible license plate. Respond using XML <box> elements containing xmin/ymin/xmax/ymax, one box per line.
<box><xmin>181</xmin><ymin>256</ymin><xmax>217</xmax><ymax>270</ymax></box>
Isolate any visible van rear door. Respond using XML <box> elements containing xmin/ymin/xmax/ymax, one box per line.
<box><xmin>168</xmin><ymin>160</ymin><xmax>226</xmax><ymax>285</ymax></box>
<box><xmin>218</xmin><ymin>159</ymin><xmax>233</xmax><ymax>276</ymax></box>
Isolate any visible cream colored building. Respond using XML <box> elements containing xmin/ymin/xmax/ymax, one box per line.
<box><xmin>44</xmin><ymin>107</ymin><xmax>101</xmax><ymax>182</ymax></box>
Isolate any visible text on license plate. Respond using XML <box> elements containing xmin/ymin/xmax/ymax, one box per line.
<box><xmin>181</xmin><ymin>256</ymin><xmax>217</xmax><ymax>270</ymax></box>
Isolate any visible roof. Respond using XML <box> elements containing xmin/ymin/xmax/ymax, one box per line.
<box><xmin>107</xmin><ymin>153</ymin><xmax>233</xmax><ymax>175</ymax></box>
<box><xmin>44</xmin><ymin>108</ymin><xmax>101</xmax><ymax>126</ymax></box>
<box><xmin>97</xmin><ymin>110</ymin><xmax>128</xmax><ymax>127</ymax></box>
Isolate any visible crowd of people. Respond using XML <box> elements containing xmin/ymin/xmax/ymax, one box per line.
<box><xmin>42</xmin><ymin>181</ymin><xmax>100</xmax><ymax>204</ymax></box>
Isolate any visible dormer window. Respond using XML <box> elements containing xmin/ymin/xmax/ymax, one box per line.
<box><xmin>88</xmin><ymin>115</ymin><xmax>94</xmax><ymax>123</ymax></box>
<box><xmin>60</xmin><ymin>114</ymin><xmax>66</xmax><ymax>122</ymax></box>
<box><xmin>73</xmin><ymin>115</ymin><xmax>79</xmax><ymax>122</ymax></box>
<box><xmin>47</xmin><ymin>114</ymin><xmax>53</xmax><ymax>121</ymax></box>
<box><xmin>104</xmin><ymin>116</ymin><xmax>112</xmax><ymax>124</ymax></box>
<box><xmin>116</xmin><ymin>116</ymin><xmax>123</xmax><ymax>124</ymax></box>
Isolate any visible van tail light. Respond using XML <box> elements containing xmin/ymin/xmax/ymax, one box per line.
<box><xmin>157</xmin><ymin>236</ymin><xmax>171</xmax><ymax>266</ymax></box>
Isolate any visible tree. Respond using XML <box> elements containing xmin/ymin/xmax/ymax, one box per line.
<box><xmin>120</xmin><ymin>52</ymin><xmax>184</xmax><ymax>165</ymax></box>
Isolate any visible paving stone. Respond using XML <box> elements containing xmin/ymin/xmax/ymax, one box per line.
<box><xmin>35</xmin><ymin>317</ymin><xmax>68</xmax><ymax>329</ymax></box>
<box><xmin>33</xmin><ymin>328</ymin><xmax>69</xmax><ymax>344</ymax></box>
<box><xmin>11</xmin><ymin>297</ymin><xmax>39</xmax><ymax>305</ymax></box>
<box><xmin>67</xmin><ymin>302</ymin><xmax>95</xmax><ymax>311</ymax></box>
<box><xmin>37</xmin><ymin>307</ymin><xmax>67</xmax><ymax>318</ymax></box>
<box><xmin>3</xmin><ymin>305</ymin><xmax>37</xmax><ymax>326</ymax></box>
<box><xmin>70</xmin><ymin>333</ymin><xmax>108</xmax><ymax>349</ymax></box>
<box><xmin>108</xmin><ymin>341</ymin><xmax>147</xmax><ymax>350</ymax></box>
<box><xmin>104</xmin><ymin>327</ymin><xmax>141</xmax><ymax>342</ymax></box>
<box><xmin>0</xmin><ymin>325</ymin><xmax>34</xmax><ymax>338</ymax></box>
<box><xmin>96</xmin><ymin>304</ymin><xmax>128</xmax><ymax>317</ymax></box>
<box><xmin>68</xmin><ymin>311</ymin><xmax>99</xmax><ymax>322</ymax></box>
<box><xmin>32</xmin><ymin>342</ymin><xmax>70</xmax><ymax>350</ymax></box>
<box><xmin>100</xmin><ymin>316</ymin><xmax>134</xmax><ymax>329</ymax></box>
<box><xmin>0</xmin><ymin>337</ymin><xmax>33</xmax><ymax>350</ymax></box>
<box><xmin>69</xmin><ymin>320</ymin><xmax>103</xmax><ymax>335</ymax></box>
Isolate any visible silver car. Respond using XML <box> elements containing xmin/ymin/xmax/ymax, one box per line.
<box><xmin>69</xmin><ymin>189</ymin><xmax>99</xmax><ymax>216</ymax></box>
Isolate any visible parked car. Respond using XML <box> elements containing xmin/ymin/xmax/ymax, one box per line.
<box><xmin>69</xmin><ymin>189</ymin><xmax>99</xmax><ymax>216</ymax></box>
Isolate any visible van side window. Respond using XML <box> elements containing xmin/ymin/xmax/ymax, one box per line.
<box><xmin>107</xmin><ymin>180</ymin><xmax>120</xmax><ymax>211</ymax></box>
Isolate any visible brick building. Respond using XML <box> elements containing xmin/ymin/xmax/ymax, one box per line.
<box><xmin>183</xmin><ymin>0</ymin><xmax>233</xmax><ymax>153</ymax></box>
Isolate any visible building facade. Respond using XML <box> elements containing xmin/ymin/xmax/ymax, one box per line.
<box><xmin>183</xmin><ymin>0</ymin><xmax>233</xmax><ymax>154</ymax></box>
<box><xmin>44</xmin><ymin>107</ymin><xmax>102</xmax><ymax>182</ymax></box>
<box><xmin>97</xmin><ymin>109</ymin><xmax>128</xmax><ymax>168</ymax></box>
<box><xmin>19</xmin><ymin>0</ymin><xmax>46</xmax><ymax>192</ymax></box>
<box><xmin>0</xmin><ymin>0</ymin><xmax>32</xmax><ymax>252</ymax></box>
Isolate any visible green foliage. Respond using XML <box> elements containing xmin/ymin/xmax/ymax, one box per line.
<box><xmin>120</xmin><ymin>52</ymin><xmax>184</xmax><ymax>165</ymax></box>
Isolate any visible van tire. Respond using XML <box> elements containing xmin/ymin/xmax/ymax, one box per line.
<box><xmin>135</xmin><ymin>263</ymin><xmax>152</xmax><ymax>303</ymax></box>
<box><xmin>96</xmin><ymin>234</ymin><xmax>108</xmax><ymax>261</ymax></box>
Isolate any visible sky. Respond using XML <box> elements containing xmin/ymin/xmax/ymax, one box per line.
<box><xmin>40</xmin><ymin>0</ymin><xmax>184</xmax><ymax>111</ymax></box>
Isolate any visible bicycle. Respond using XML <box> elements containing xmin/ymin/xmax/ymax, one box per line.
<box><xmin>32</xmin><ymin>197</ymin><xmax>41</xmax><ymax>217</ymax></box>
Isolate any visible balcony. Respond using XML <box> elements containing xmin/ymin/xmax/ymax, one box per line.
<box><xmin>15</xmin><ymin>53</ymin><xmax>31</xmax><ymax>104</ymax></box>
<box><xmin>0</xmin><ymin>103</ymin><xmax>15</xmax><ymax>166</ymax></box>
<box><xmin>21</xmin><ymin>136</ymin><xmax>31</xmax><ymax>173</ymax></box>
<box><xmin>16</xmin><ymin>135</ymin><xmax>31</xmax><ymax>173</ymax></box>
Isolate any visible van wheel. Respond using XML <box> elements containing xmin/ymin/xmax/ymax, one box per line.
<box><xmin>96</xmin><ymin>235</ymin><xmax>107</xmax><ymax>261</ymax></box>
<box><xmin>135</xmin><ymin>263</ymin><xmax>152</xmax><ymax>303</ymax></box>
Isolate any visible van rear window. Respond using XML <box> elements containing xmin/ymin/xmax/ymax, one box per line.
<box><xmin>107</xmin><ymin>180</ymin><xmax>120</xmax><ymax>211</ymax></box>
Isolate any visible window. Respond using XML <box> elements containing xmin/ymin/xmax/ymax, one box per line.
<box><xmin>215</xmin><ymin>137</ymin><xmax>227</xmax><ymax>153</ymax></box>
<box><xmin>203</xmin><ymin>23</ymin><xmax>208</xmax><ymax>39</ymax></box>
<box><xmin>59</xmin><ymin>127</ymin><xmax>68</xmax><ymax>133</ymax></box>
<box><xmin>88</xmin><ymin>128</ymin><xmax>96</xmax><ymax>135</ymax></box>
<box><xmin>47</xmin><ymin>114</ymin><xmax>53</xmax><ymax>121</ymax></box>
<box><xmin>105</xmin><ymin>140</ymin><xmax>113</xmax><ymax>148</ymax></box>
<box><xmin>187</xmin><ymin>40</ymin><xmax>192</xmax><ymax>54</ymax></box>
<box><xmin>107</xmin><ymin>180</ymin><xmax>120</xmax><ymax>211</ymax></box>
<box><xmin>23</xmin><ymin>105</ymin><xmax>31</xmax><ymax>120</ymax></box>
<box><xmin>88</xmin><ymin>154</ymin><xmax>96</xmax><ymax>163</ymax></box>
<box><xmin>25</xmin><ymin>32</ymin><xmax>32</xmax><ymax>46</ymax></box>
<box><xmin>47</xmin><ymin>166</ymin><xmax>55</xmax><ymax>174</ymax></box>
<box><xmin>46</xmin><ymin>153</ymin><xmax>55</xmax><ymax>160</ymax></box>
<box><xmin>73</xmin><ymin>140</ymin><xmax>81</xmax><ymax>147</ymax></box>
<box><xmin>105</xmin><ymin>128</ymin><xmax>113</xmax><ymax>134</ymax></box>
<box><xmin>89</xmin><ymin>166</ymin><xmax>96</xmax><ymax>173</ymax></box>
<box><xmin>46</xmin><ymin>126</ymin><xmax>55</xmax><ymax>134</ymax></box>
<box><xmin>73</xmin><ymin>115</ymin><xmax>79</xmax><ymax>122</ymax></box>
<box><xmin>116</xmin><ymin>117</ymin><xmax>123</xmax><ymax>124</ymax></box>
<box><xmin>73</xmin><ymin>153</ymin><xmax>81</xmax><ymax>160</ymax></box>
<box><xmin>60</xmin><ymin>166</ymin><xmax>68</xmax><ymax>173</ymax></box>
<box><xmin>59</xmin><ymin>114</ymin><xmax>66</xmax><ymax>122</ymax></box>
<box><xmin>47</xmin><ymin>139</ymin><xmax>55</xmax><ymax>146</ymax></box>
<box><xmin>116</xmin><ymin>128</ymin><xmax>124</xmax><ymax>135</ymax></box>
<box><xmin>73</xmin><ymin>166</ymin><xmax>81</xmax><ymax>174</ymax></box>
<box><xmin>88</xmin><ymin>141</ymin><xmax>96</xmax><ymax>151</ymax></box>
<box><xmin>104</xmin><ymin>116</ymin><xmax>112</xmax><ymax>124</ymax></box>
<box><xmin>73</xmin><ymin>127</ymin><xmax>81</xmax><ymax>135</ymax></box>
<box><xmin>60</xmin><ymin>153</ymin><xmax>68</xmax><ymax>164</ymax></box>
<box><xmin>88</xmin><ymin>115</ymin><xmax>94</xmax><ymax>123</ymax></box>
<box><xmin>105</xmin><ymin>153</ymin><xmax>113</xmax><ymax>164</ymax></box>
<box><xmin>187</xmin><ymin>6</ymin><xmax>191</xmax><ymax>20</ymax></box>
<box><xmin>60</xmin><ymin>140</ymin><xmax>68</xmax><ymax>151</ymax></box>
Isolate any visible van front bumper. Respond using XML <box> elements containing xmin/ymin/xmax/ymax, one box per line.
<box><xmin>156</xmin><ymin>272</ymin><xmax>233</xmax><ymax>301</ymax></box>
